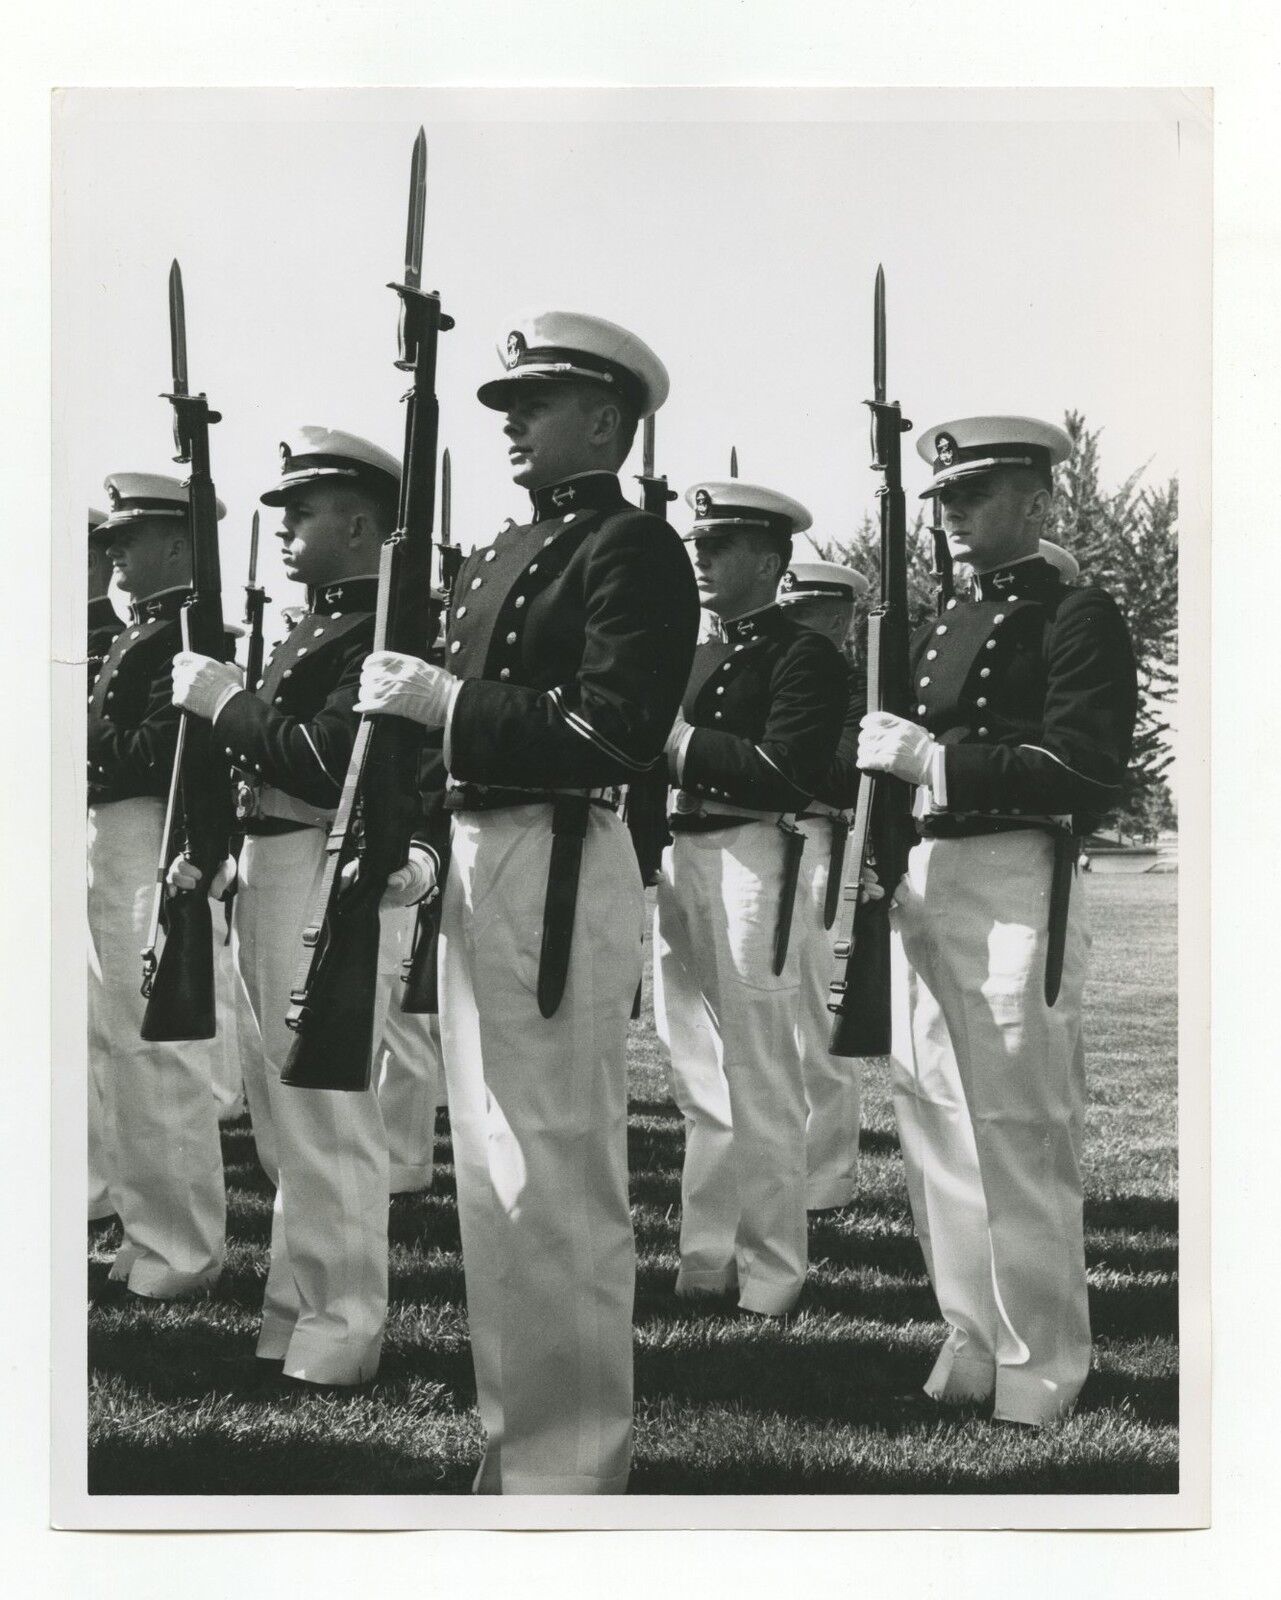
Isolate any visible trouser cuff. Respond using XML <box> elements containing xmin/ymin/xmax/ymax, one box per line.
<box><xmin>125</xmin><ymin>1262</ymin><xmax>222</xmax><ymax>1300</ymax></box>
<box><xmin>738</xmin><ymin>1277</ymin><xmax>803</xmax><ymax>1316</ymax></box>
<box><xmin>675</xmin><ymin>1264</ymin><xmax>737</xmax><ymax>1296</ymax></box>
<box><xmin>993</xmin><ymin>1368</ymin><xmax>1085</xmax><ymax>1427</ymax></box>
<box><xmin>806</xmin><ymin>1180</ymin><xmax>857</xmax><ymax>1211</ymax></box>
<box><xmin>282</xmin><ymin>1334</ymin><xmax>383</xmax><ymax>1388</ymax></box>
<box><xmin>389</xmin><ymin>1163</ymin><xmax>434</xmax><ymax>1195</ymax></box>
<box><xmin>924</xmin><ymin>1338</ymin><xmax>996</xmax><ymax>1403</ymax></box>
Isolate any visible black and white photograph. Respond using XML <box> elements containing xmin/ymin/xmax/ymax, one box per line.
<box><xmin>46</xmin><ymin>82</ymin><xmax>1209</xmax><ymax>1534</ymax></box>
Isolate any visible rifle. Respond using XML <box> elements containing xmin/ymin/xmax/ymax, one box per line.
<box><xmin>243</xmin><ymin>510</ymin><xmax>270</xmax><ymax>692</ymax></box>
<box><xmin>281</xmin><ymin>127</ymin><xmax>452</xmax><ymax>1089</ymax></box>
<box><xmin>827</xmin><ymin>265</ymin><xmax>914</xmax><ymax>1057</ymax></box>
<box><xmin>929</xmin><ymin>490</ymin><xmax>954</xmax><ymax>614</ymax></box>
<box><xmin>140</xmin><ymin>261</ymin><xmax>232</xmax><ymax>1041</ymax></box>
<box><xmin>399</xmin><ymin>444</ymin><xmax>458</xmax><ymax>1015</ymax></box>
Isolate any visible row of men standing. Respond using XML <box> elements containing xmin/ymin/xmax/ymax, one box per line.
<box><xmin>86</xmin><ymin>308</ymin><xmax>1137</xmax><ymax>1493</ymax></box>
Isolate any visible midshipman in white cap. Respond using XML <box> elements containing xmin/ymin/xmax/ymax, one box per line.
<box><xmin>857</xmin><ymin>412</ymin><xmax>1138</xmax><ymax>1425</ymax></box>
<box><xmin>653</xmin><ymin>481</ymin><xmax>847</xmax><ymax>1317</ymax></box>
<box><xmin>88</xmin><ymin>473</ymin><xmax>227</xmax><ymax>1296</ymax></box>
<box><xmin>776</xmin><ymin>556</ymin><xmax>873</xmax><ymax>1213</ymax></box>
<box><xmin>169</xmin><ymin>426</ymin><xmax>420</xmax><ymax>1387</ymax></box>
<box><xmin>356</xmin><ymin>310</ymin><xmax>699</xmax><ymax>1492</ymax></box>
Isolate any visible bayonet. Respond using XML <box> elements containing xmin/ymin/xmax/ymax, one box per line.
<box><xmin>168</xmin><ymin>259</ymin><xmax>189</xmax><ymax>398</ymax></box>
<box><xmin>730</xmin><ymin>445</ymin><xmax>739</xmax><ymax>479</ymax></box>
<box><xmin>404</xmin><ymin>127</ymin><xmax>427</xmax><ymax>291</ymax></box>
<box><xmin>441</xmin><ymin>447</ymin><xmax>452</xmax><ymax>544</ymax></box>
<box><xmin>642</xmin><ymin>416</ymin><xmax>655</xmax><ymax>481</ymax></box>
<box><xmin>247</xmin><ymin>509</ymin><xmax>260</xmax><ymax>588</ymax></box>
<box><xmin>873</xmin><ymin>263</ymin><xmax>886</xmax><ymax>405</ymax></box>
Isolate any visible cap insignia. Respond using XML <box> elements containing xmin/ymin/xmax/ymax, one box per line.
<box><xmin>107</xmin><ymin>482</ymin><xmax>121</xmax><ymax>508</ymax></box>
<box><xmin>780</xmin><ymin>570</ymin><xmax>797</xmax><ymax>591</ymax></box>
<box><xmin>935</xmin><ymin>433</ymin><xmax>957</xmax><ymax>467</ymax></box>
<box><xmin>279</xmin><ymin>441</ymin><xmax>292</xmax><ymax>470</ymax></box>
<box><xmin>505</xmin><ymin>331</ymin><xmax>527</xmax><ymax>370</ymax></box>
<box><xmin>693</xmin><ymin>489</ymin><xmax>713</xmax><ymax>518</ymax></box>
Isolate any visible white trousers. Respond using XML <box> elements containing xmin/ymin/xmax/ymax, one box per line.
<box><xmin>233</xmin><ymin>829</ymin><xmax>395</xmax><ymax>1385</ymax></box>
<box><xmin>376</xmin><ymin>906</ymin><xmax>441</xmax><ymax>1195</ymax></box>
<box><xmin>890</xmin><ymin>831</ymin><xmax>1091</xmax><ymax>1425</ymax></box>
<box><xmin>212</xmin><ymin>916</ymin><xmax>248</xmax><ymax>1122</ymax></box>
<box><xmin>87</xmin><ymin>910</ymin><xmax>115</xmax><ymax>1221</ymax></box>
<box><xmin>439</xmin><ymin>805</ymin><xmax>640</xmax><ymax>1495</ymax></box>
<box><xmin>654</xmin><ymin>823</ymin><xmax>808</xmax><ymax>1315</ymax></box>
<box><xmin>795</xmin><ymin>817</ymin><xmax>862</xmax><ymax>1210</ymax></box>
<box><xmin>86</xmin><ymin>799</ymin><xmax>225</xmax><ymax>1294</ymax></box>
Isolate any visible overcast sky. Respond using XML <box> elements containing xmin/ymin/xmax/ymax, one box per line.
<box><xmin>53</xmin><ymin>87</ymin><xmax>1209</xmax><ymax>642</ymax></box>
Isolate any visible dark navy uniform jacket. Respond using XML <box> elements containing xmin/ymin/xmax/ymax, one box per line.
<box><xmin>214</xmin><ymin>577</ymin><xmax>379</xmax><ymax>808</ymax></box>
<box><xmin>909</xmin><ymin>555</ymin><xmax>1138</xmax><ymax>824</ymax></box>
<box><xmin>678</xmin><ymin>604</ymin><xmax>848</xmax><ymax>813</ymax></box>
<box><xmin>87</xmin><ymin>588</ymin><xmax>188</xmax><ymax>806</ymax></box>
<box><xmin>443</xmin><ymin>471</ymin><xmax>699</xmax><ymax>789</ymax></box>
<box><xmin>812</xmin><ymin>658</ymin><xmax>864</xmax><ymax>810</ymax></box>
<box><xmin>87</xmin><ymin>597</ymin><xmax>123</xmax><ymax>693</ymax></box>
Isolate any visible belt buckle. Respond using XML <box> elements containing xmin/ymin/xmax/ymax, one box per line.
<box><xmin>234</xmin><ymin>779</ymin><xmax>261</xmax><ymax>822</ymax></box>
<box><xmin>673</xmin><ymin>789</ymin><xmax>700</xmax><ymax>816</ymax></box>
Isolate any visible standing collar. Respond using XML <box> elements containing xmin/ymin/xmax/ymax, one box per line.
<box><xmin>975</xmin><ymin>555</ymin><xmax>1058</xmax><ymax>601</ymax></box>
<box><xmin>717</xmin><ymin>602</ymin><xmax>783</xmax><ymax>644</ymax></box>
<box><xmin>529</xmin><ymin>471</ymin><xmax>626</xmax><ymax>523</ymax></box>
<box><xmin>305</xmin><ymin>575</ymin><xmax>382</xmax><ymax>615</ymax></box>
<box><xmin>128</xmin><ymin>586</ymin><xmax>188</xmax><ymax>624</ymax></box>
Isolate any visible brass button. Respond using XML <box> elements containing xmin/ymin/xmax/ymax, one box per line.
<box><xmin>529</xmin><ymin>562</ymin><xmax>539</xmax><ymax>574</ymax></box>
<box><xmin>505</xmin><ymin>631</ymin><xmax>517</xmax><ymax>645</ymax></box>
<box><xmin>917</xmin><ymin>703</ymin><xmax>927</xmax><ymax>714</ymax></box>
<box><xmin>935</xmin><ymin>625</ymin><xmax>947</xmax><ymax>635</ymax></box>
<box><xmin>985</xmin><ymin>639</ymin><xmax>996</xmax><ymax>650</ymax></box>
<box><xmin>296</xmin><ymin>646</ymin><xmax>308</xmax><ymax>656</ymax></box>
<box><xmin>978</xmin><ymin>726</ymin><xmax>989</xmax><ymax>736</ymax></box>
<box><xmin>514</xmin><ymin>596</ymin><xmax>526</xmax><ymax>609</ymax></box>
<box><xmin>499</xmin><ymin>667</ymin><xmax>511</xmax><ymax>681</ymax></box>
<box><xmin>976</xmin><ymin>697</ymin><xmax>988</xmax><ymax>708</ymax></box>
<box><xmin>993</xmin><ymin>613</ymin><xmax>1006</xmax><ymax>625</ymax></box>
<box><xmin>713</xmin><ymin>711</ymin><xmax>723</xmax><ymax>720</ymax></box>
<box><xmin>919</xmin><ymin>676</ymin><xmax>930</xmax><ymax>687</ymax></box>
<box><xmin>926</xmin><ymin>649</ymin><xmax>938</xmax><ymax>660</ymax></box>
<box><xmin>456</xmin><ymin>605</ymin><xmax>467</xmax><ymax>618</ymax></box>
<box><xmin>484</xmin><ymin>549</ymin><xmax>497</xmax><ymax>563</ymax></box>
<box><xmin>470</xmin><ymin>577</ymin><xmax>483</xmax><ymax>590</ymax></box>
<box><xmin>715</xmin><ymin>686</ymin><xmax>725</xmax><ymax>695</ymax></box>
<box><xmin>449</xmin><ymin>641</ymin><xmax>461</xmax><ymax>655</ymax></box>
<box><xmin>979</xmin><ymin>667</ymin><xmax>991</xmax><ymax>679</ymax></box>
<box><xmin>313</xmin><ymin>627</ymin><xmax>325</xmax><ymax>638</ymax></box>
<box><xmin>946</xmin><ymin>599</ymin><xmax>957</xmax><ymax>610</ymax></box>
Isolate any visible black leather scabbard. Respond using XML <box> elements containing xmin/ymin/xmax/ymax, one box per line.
<box><xmin>772</xmin><ymin>816</ymin><xmax>807</xmax><ymax>977</ymax></box>
<box><xmin>1044</xmin><ymin>827</ymin><xmax>1077</xmax><ymax>1006</ymax></box>
<box><xmin>537</xmin><ymin>794</ymin><xmax>591</xmax><ymax>1019</ymax></box>
<box><xmin>822</xmin><ymin>814</ymin><xmax>849</xmax><ymax>931</ymax></box>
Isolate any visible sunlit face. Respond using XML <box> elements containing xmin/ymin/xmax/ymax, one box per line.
<box><xmin>104</xmin><ymin>518</ymin><xmax>184</xmax><ymax>599</ymax></box>
<box><xmin>274</xmin><ymin>484</ymin><xmax>365</xmax><ymax>587</ymax></box>
<box><xmin>501</xmin><ymin>384</ymin><xmax>605</xmax><ymax>490</ymax></box>
<box><xmin>691</xmin><ymin>531</ymin><xmax>781</xmax><ymax>619</ymax></box>
<box><xmin>937</xmin><ymin>472</ymin><xmax>1044</xmax><ymax>573</ymax></box>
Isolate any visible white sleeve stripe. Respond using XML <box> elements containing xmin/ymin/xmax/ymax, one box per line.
<box><xmin>299</xmin><ymin>725</ymin><xmax>343</xmax><ymax>790</ymax></box>
<box><xmin>548</xmin><ymin>687</ymin><xmax>652</xmax><ymax>773</ymax></box>
<box><xmin>1018</xmin><ymin>743</ymin><xmax>1121</xmax><ymax>790</ymax></box>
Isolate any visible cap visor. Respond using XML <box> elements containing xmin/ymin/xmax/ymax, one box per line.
<box><xmin>918</xmin><ymin>461</ymin><xmax>1005</xmax><ymax>499</ymax></box>
<box><xmin>477</xmin><ymin>369</ymin><xmax>593</xmax><ymax>411</ymax></box>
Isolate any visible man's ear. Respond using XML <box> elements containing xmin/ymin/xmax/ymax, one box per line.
<box><xmin>587</xmin><ymin>399</ymin><xmax>623</xmax><ymax>450</ymax></box>
<box><xmin>1026</xmin><ymin>486</ymin><xmax>1051</xmax><ymax>527</ymax></box>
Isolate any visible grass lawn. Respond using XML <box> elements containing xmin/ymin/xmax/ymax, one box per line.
<box><xmin>87</xmin><ymin>873</ymin><xmax>1178</xmax><ymax>1497</ymax></box>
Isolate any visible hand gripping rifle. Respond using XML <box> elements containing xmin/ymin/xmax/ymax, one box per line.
<box><xmin>281</xmin><ymin>128</ymin><xmax>452</xmax><ymax>1090</ymax></box>
<box><xmin>827</xmin><ymin>266</ymin><xmax>914</xmax><ymax>1057</ymax></box>
<box><xmin>140</xmin><ymin>262</ymin><xmax>233</xmax><ymax>1041</ymax></box>
<box><xmin>398</xmin><ymin>445</ymin><xmax>459</xmax><ymax>1015</ymax></box>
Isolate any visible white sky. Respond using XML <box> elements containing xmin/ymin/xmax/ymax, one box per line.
<box><xmin>53</xmin><ymin>88</ymin><xmax>1209</xmax><ymax>639</ymax></box>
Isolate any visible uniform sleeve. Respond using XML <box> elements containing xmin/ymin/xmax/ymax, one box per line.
<box><xmin>943</xmin><ymin>588</ymin><xmax>1138</xmax><ymax>815</ymax></box>
<box><xmin>820</xmin><ymin>663</ymin><xmax>865</xmax><ymax>807</ymax></box>
<box><xmin>447</xmin><ymin>513</ymin><xmax>701</xmax><ymax>788</ymax></box>
<box><xmin>87</xmin><ymin>664</ymin><xmax>180</xmax><ymax>792</ymax></box>
<box><xmin>212</xmin><ymin>635</ymin><xmax>367</xmax><ymax>807</ymax></box>
<box><xmin>682</xmin><ymin>632</ymin><xmax>849</xmax><ymax>810</ymax></box>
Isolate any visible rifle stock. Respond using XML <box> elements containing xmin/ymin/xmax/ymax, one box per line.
<box><xmin>140</xmin><ymin>262</ymin><xmax>231</xmax><ymax>1042</ymax></box>
<box><xmin>827</xmin><ymin>267</ymin><xmax>914</xmax><ymax>1058</ymax></box>
<box><xmin>282</xmin><ymin>129</ymin><xmax>451</xmax><ymax>1089</ymax></box>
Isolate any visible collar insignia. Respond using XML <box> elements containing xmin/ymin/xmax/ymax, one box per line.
<box><xmin>551</xmin><ymin>484</ymin><xmax>577</xmax><ymax>507</ymax></box>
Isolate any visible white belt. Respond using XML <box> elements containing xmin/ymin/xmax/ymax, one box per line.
<box><xmin>256</xmin><ymin>784</ymin><xmax>336</xmax><ymax>830</ymax></box>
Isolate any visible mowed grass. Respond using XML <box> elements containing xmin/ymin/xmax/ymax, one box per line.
<box><xmin>87</xmin><ymin>872</ymin><xmax>1178</xmax><ymax>1497</ymax></box>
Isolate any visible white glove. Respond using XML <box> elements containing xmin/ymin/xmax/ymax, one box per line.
<box><xmin>172</xmin><ymin>652</ymin><xmax>244</xmax><ymax>721</ymax></box>
<box><xmin>664</xmin><ymin>712</ymin><xmax>694</xmax><ymax>779</ymax></box>
<box><xmin>857</xmin><ymin>712</ymin><xmax>937</xmax><ymax>788</ymax></box>
<box><xmin>166</xmin><ymin>852</ymin><xmax>237</xmax><ymax>900</ymax></box>
<box><xmin>339</xmin><ymin>846</ymin><xmax>438</xmax><ymax>908</ymax></box>
<box><xmin>858</xmin><ymin>863</ymin><xmax>885</xmax><ymax>903</ymax></box>
<box><xmin>355</xmin><ymin>651</ymin><xmax>458</xmax><ymax>729</ymax></box>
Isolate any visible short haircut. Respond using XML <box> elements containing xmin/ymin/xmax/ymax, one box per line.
<box><xmin>737</xmin><ymin>525</ymin><xmax>792</xmax><ymax>579</ymax></box>
<box><xmin>331</xmin><ymin>479</ymin><xmax>400</xmax><ymax>534</ymax></box>
<box><xmin>997</xmin><ymin>463</ymin><xmax>1054</xmax><ymax>499</ymax></box>
<box><xmin>571</xmin><ymin>381</ymin><xmax>639</xmax><ymax>465</ymax></box>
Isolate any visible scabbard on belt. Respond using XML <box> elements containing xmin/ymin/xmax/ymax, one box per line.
<box><xmin>822</xmin><ymin>814</ymin><xmax>850</xmax><ymax>930</ymax></box>
<box><xmin>1044</xmin><ymin>826</ymin><xmax>1077</xmax><ymax>1007</ymax></box>
<box><xmin>537</xmin><ymin>794</ymin><xmax>591</xmax><ymax>1019</ymax></box>
<box><xmin>772</xmin><ymin>815</ymin><xmax>807</xmax><ymax>977</ymax></box>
